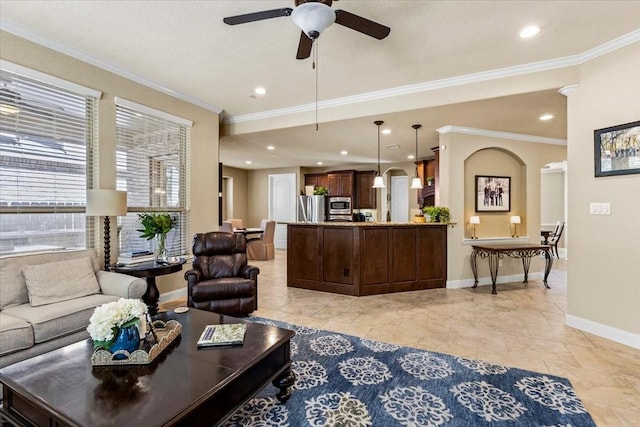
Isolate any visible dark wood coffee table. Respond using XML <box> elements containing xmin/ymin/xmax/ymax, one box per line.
<box><xmin>0</xmin><ymin>309</ymin><xmax>295</xmax><ymax>426</ymax></box>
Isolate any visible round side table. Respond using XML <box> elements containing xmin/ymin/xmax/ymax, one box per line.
<box><xmin>112</xmin><ymin>259</ymin><xmax>186</xmax><ymax>316</ymax></box>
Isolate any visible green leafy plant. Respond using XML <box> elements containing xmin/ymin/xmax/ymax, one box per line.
<box><xmin>422</xmin><ymin>206</ymin><xmax>450</xmax><ymax>223</ymax></box>
<box><xmin>137</xmin><ymin>213</ymin><xmax>177</xmax><ymax>239</ymax></box>
<box><xmin>313</xmin><ymin>185</ymin><xmax>328</xmax><ymax>196</ymax></box>
<box><xmin>137</xmin><ymin>212</ymin><xmax>178</xmax><ymax>259</ymax></box>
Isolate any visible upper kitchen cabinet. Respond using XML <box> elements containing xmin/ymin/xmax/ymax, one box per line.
<box><xmin>327</xmin><ymin>171</ymin><xmax>355</xmax><ymax>196</ymax></box>
<box><xmin>305</xmin><ymin>173</ymin><xmax>329</xmax><ymax>190</ymax></box>
<box><xmin>354</xmin><ymin>171</ymin><xmax>376</xmax><ymax>209</ymax></box>
<box><xmin>416</xmin><ymin>159</ymin><xmax>437</xmax><ymax>207</ymax></box>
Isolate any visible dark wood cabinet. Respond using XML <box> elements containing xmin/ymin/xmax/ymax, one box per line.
<box><xmin>354</xmin><ymin>171</ymin><xmax>376</xmax><ymax>209</ymax></box>
<box><xmin>287</xmin><ymin>223</ymin><xmax>447</xmax><ymax>296</ymax></box>
<box><xmin>305</xmin><ymin>173</ymin><xmax>329</xmax><ymax>190</ymax></box>
<box><xmin>327</xmin><ymin>171</ymin><xmax>355</xmax><ymax>196</ymax></box>
<box><xmin>416</xmin><ymin>159</ymin><xmax>437</xmax><ymax>207</ymax></box>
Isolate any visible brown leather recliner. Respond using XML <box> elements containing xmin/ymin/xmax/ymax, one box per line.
<box><xmin>185</xmin><ymin>232</ymin><xmax>259</xmax><ymax>316</ymax></box>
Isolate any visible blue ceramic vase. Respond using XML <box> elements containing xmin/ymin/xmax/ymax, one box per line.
<box><xmin>109</xmin><ymin>324</ymin><xmax>140</xmax><ymax>360</ymax></box>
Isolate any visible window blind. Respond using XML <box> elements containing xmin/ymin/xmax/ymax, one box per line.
<box><xmin>115</xmin><ymin>99</ymin><xmax>191</xmax><ymax>257</ymax></box>
<box><xmin>0</xmin><ymin>65</ymin><xmax>98</xmax><ymax>255</ymax></box>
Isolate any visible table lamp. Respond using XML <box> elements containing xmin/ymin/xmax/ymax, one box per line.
<box><xmin>469</xmin><ymin>216</ymin><xmax>480</xmax><ymax>239</ymax></box>
<box><xmin>510</xmin><ymin>215</ymin><xmax>521</xmax><ymax>238</ymax></box>
<box><xmin>87</xmin><ymin>190</ymin><xmax>127</xmax><ymax>270</ymax></box>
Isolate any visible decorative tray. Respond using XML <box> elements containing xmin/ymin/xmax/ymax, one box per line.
<box><xmin>91</xmin><ymin>319</ymin><xmax>182</xmax><ymax>366</ymax></box>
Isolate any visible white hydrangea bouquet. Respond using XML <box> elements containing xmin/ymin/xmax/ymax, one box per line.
<box><xmin>87</xmin><ymin>298</ymin><xmax>148</xmax><ymax>349</ymax></box>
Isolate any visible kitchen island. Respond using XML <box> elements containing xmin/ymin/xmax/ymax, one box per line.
<box><xmin>286</xmin><ymin>222</ymin><xmax>447</xmax><ymax>296</ymax></box>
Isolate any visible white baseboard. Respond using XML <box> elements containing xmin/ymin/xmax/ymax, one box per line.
<box><xmin>566</xmin><ymin>314</ymin><xmax>640</xmax><ymax>350</ymax></box>
<box><xmin>447</xmin><ymin>272</ymin><xmax>544</xmax><ymax>289</ymax></box>
<box><xmin>158</xmin><ymin>287</ymin><xmax>187</xmax><ymax>303</ymax></box>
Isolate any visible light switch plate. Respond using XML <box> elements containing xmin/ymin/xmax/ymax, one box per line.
<box><xmin>590</xmin><ymin>202</ymin><xmax>611</xmax><ymax>215</ymax></box>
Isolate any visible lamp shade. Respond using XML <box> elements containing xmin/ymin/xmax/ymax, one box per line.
<box><xmin>470</xmin><ymin>216</ymin><xmax>480</xmax><ymax>225</ymax></box>
<box><xmin>291</xmin><ymin>2</ymin><xmax>336</xmax><ymax>39</ymax></box>
<box><xmin>410</xmin><ymin>177</ymin><xmax>423</xmax><ymax>189</ymax></box>
<box><xmin>86</xmin><ymin>190</ymin><xmax>127</xmax><ymax>216</ymax></box>
<box><xmin>510</xmin><ymin>215</ymin><xmax>521</xmax><ymax>224</ymax></box>
<box><xmin>372</xmin><ymin>176</ymin><xmax>385</xmax><ymax>188</ymax></box>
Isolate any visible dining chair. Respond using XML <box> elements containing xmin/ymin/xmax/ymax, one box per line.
<box><xmin>247</xmin><ymin>220</ymin><xmax>276</xmax><ymax>260</ymax></box>
<box><xmin>228</xmin><ymin>218</ymin><xmax>244</xmax><ymax>230</ymax></box>
<box><xmin>220</xmin><ymin>221</ymin><xmax>233</xmax><ymax>232</ymax></box>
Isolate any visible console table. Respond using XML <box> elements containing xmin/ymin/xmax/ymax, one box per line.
<box><xmin>470</xmin><ymin>243</ymin><xmax>553</xmax><ymax>294</ymax></box>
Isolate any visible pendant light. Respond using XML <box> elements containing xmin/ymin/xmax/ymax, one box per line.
<box><xmin>372</xmin><ymin>120</ymin><xmax>385</xmax><ymax>188</ymax></box>
<box><xmin>410</xmin><ymin>124</ymin><xmax>423</xmax><ymax>189</ymax></box>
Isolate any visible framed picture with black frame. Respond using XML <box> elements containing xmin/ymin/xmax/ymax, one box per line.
<box><xmin>475</xmin><ymin>175</ymin><xmax>511</xmax><ymax>212</ymax></box>
<box><xmin>594</xmin><ymin>120</ymin><xmax>640</xmax><ymax>177</ymax></box>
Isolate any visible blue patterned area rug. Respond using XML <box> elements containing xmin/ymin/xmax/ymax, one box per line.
<box><xmin>223</xmin><ymin>317</ymin><xmax>595</xmax><ymax>427</ymax></box>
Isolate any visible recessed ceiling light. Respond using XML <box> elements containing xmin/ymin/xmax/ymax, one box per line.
<box><xmin>254</xmin><ymin>87</ymin><xmax>266</xmax><ymax>95</ymax></box>
<box><xmin>408</xmin><ymin>154</ymin><xmax>415</xmax><ymax>159</ymax></box>
<box><xmin>382</xmin><ymin>129</ymin><xmax>391</xmax><ymax>135</ymax></box>
<box><xmin>245</xmin><ymin>160</ymin><xmax>252</xmax><ymax>164</ymax></box>
<box><xmin>267</xmin><ymin>145</ymin><xmax>275</xmax><ymax>150</ymax></box>
<box><xmin>317</xmin><ymin>161</ymin><xmax>323</xmax><ymax>165</ymax></box>
<box><xmin>520</xmin><ymin>25</ymin><xmax>540</xmax><ymax>39</ymax></box>
<box><xmin>340</xmin><ymin>150</ymin><xmax>348</xmax><ymax>155</ymax></box>
<box><xmin>385</xmin><ymin>144</ymin><xmax>400</xmax><ymax>149</ymax></box>
<box><xmin>539</xmin><ymin>114</ymin><xmax>554</xmax><ymax>121</ymax></box>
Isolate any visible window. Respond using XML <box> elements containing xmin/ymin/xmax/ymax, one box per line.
<box><xmin>115</xmin><ymin>98</ymin><xmax>191</xmax><ymax>257</ymax></box>
<box><xmin>0</xmin><ymin>61</ymin><xmax>100</xmax><ymax>256</ymax></box>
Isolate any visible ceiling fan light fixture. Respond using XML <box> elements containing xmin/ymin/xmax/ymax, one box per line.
<box><xmin>291</xmin><ymin>2</ymin><xmax>336</xmax><ymax>39</ymax></box>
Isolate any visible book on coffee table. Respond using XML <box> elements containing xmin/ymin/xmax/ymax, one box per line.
<box><xmin>197</xmin><ymin>324</ymin><xmax>247</xmax><ymax>347</ymax></box>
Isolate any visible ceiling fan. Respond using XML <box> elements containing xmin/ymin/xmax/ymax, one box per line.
<box><xmin>223</xmin><ymin>0</ymin><xmax>390</xmax><ymax>59</ymax></box>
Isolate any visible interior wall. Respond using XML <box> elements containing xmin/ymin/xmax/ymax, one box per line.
<box><xmin>463</xmin><ymin>148</ymin><xmax>526</xmax><ymax>238</ymax></box>
<box><xmin>222</xmin><ymin>165</ymin><xmax>249</xmax><ymax>226</ymax></box>
<box><xmin>438</xmin><ymin>130</ymin><xmax>567</xmax><ymax>284</ymax></box>
<box><xmin>1</xmin><ymin>31</ymin><xmax>220</xmax><ymax>295</ymax></box>
<box><xmin>247</xmin><ymin>166</ymin><xmax>301</xmax><ymax>228</ymax></box>
<box><xmin>565</xmin><ymin>42</ymin><xmax>640</xmax><ymax>344</ymax></box>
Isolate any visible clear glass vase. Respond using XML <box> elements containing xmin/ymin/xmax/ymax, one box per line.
<box><xmin>155</xmin><ymin>233</ymin><xmax>167</xmax><ymax>262</ymax></box>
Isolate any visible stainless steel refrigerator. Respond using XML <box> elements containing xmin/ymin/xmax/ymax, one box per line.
<box><xmin>298</xmin><ymin>195</ymin><xmax>325</xmax><ymax>223</ymax></box>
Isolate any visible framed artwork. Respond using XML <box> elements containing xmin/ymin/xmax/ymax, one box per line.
<box><xmin>594</xmin><ymin>120</ymin><xmax>640</xmax><ymax>177</ymax></box>
<box><xmin>475</xmin><ymin>175</ymin><xmax>511</xmax><ymax>212</ymax></box>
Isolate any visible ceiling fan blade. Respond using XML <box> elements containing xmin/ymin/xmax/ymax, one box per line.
<box><xmin>223</xmin><ymin>8</ymin><xmax>293</xmax><ymax>25</ymax></box>
<box><xmin>334</xmin><ymin>10</ymin><xmax>390</xmax><ymax>40</ymax></box>
<box><xmin>296</xmin><ymin>31</ymin><xmax>313</xmax><ymax>60</ymax></box>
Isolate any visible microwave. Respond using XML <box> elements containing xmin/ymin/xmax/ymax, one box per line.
<box><xmin>328</xmin><ymin>196</ymin><xmax>352</xmax><ymax>215</ymax></box>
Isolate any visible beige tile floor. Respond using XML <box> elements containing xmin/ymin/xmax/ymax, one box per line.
<box><xmin>161</xmin><ymin>250</ymin><xmax>640</xmax><ymax>426</ymax></box>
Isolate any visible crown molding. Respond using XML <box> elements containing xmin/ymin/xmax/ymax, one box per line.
<box><xmin>0</xmin><ymin>19</ymin><xmax>224</xmax><ymax>115</ymax></box>
<box><xmin>436</xmin><ymin>125</ymin><xmax>567</xmax><ymax>145</ymax></box>
<box><xmin>225</xmin><ymin>30</ymin><xmax>640</xmax><ymax>125</ymax></box>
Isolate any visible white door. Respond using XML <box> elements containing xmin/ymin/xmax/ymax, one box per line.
<box><xmin>268</xmin><ymin>173</ymin><xmax>297</xmax><ymax>249</ymax></box>
<box><xmin>391</xmin><ymin>175</ymin><xmax>409</xmax><ymax>222</ymax></box>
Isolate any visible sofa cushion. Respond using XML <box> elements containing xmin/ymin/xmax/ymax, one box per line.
<box><xmin>0</xmin><ymin>313</ymin><xmax>34</xmax><ymax>356</ymax></box>
<box><xmin>0</xmin><ymin>249</ymin><xmax>100</xmax><ymax>310</ymax></box>
<box><xmin>2</xmin><ymin>294</ymin><xmax>118</xmax><ymax>344</ymax></box>
<box><xmin>23</xmin><ymin>257</ymin><xmax>101</xmax><ymax>307</ymax></box>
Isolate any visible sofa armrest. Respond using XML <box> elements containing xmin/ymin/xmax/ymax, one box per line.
<box><xmin>184</xmin><ymin>268</ymin><xmax>202</xmax><ymax>285</ymax></box>
<box><xmin>96</xmin><ymin>271</ymin><xmax>147</xmax><ymax>299</ymax></box>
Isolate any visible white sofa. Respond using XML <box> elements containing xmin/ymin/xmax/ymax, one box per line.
<box><xmin>0</xmin><ymin>249</ymin><xmax>146</xmax><ymax>375</ymax></box>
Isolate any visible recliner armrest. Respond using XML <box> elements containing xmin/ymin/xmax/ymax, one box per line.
<box><xmin>240</xmin><ymin>265</ymin><xmax>260</xmax><ymax>280</ymax></box>
<box><xmin>96</xmin><ymin>271</ymin><xmax>146</xmax><ymax>299</ymax></box>
<box><xmin>184</xmin><ymin>268</ymin><xmax>202</xmax><ymax>285</ymax></box>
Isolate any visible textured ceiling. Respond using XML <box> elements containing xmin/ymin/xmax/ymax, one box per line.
<box><xmin>1</xmin><ymin>1</ymin><xmax>638</xmax><ymax>169</ymax></box>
